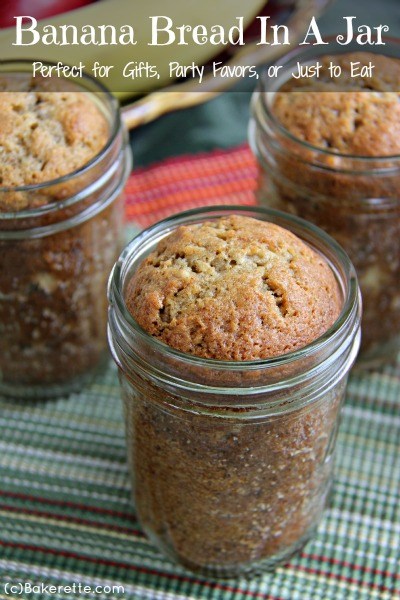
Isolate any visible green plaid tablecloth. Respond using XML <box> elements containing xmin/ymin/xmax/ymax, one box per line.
<box><xmin>0</xmin><ymin>360</ymin><xmax>399</xmax><ymax>600</ymax></box>
<box><xmin>1</xmin><ymin>146</ymin><xmax>399</xmax><ymax>599</ymax></box>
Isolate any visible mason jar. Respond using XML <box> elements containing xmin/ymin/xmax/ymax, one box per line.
<box><xmin>0</xmin><ymin>61</ymin><xmax>132</xmax><ymax>398</ymax></box>
<box><xmin>249</xmin><ymin>41</ymin><xmax>400</xmax><ymax>368</ymax></box>
<box><xmin>108</xmin><ymin>205</ymin><xmax>361</xmax><ymax>578</ymax></box>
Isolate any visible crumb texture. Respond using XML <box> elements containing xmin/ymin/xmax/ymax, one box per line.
<box><xmin>125</xmin><ymin>215</ymin><xmax>341</xmax><ymax>360</ymax></box>
<box><xmin>0</xmin><ymin>87</ymin><xmax>108</xmax><ymax>192</ymax></box>
<box><xmin>272</xmin><ymin>53</ymin><xmax>400</xmax><ymax>156</ymax></box>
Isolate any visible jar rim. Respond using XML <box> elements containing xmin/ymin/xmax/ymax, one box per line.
<box><xmin>0</xmin><ymin>59</ymin><xmax>121</xmax><ymax>212</ymax></box>
<box><xmin>257</xmin><ymin>36</ymin><xmax>400</xmax><ymax>163</ymax></box>
<box><xmin>109</xmin><ymin>205</ymin><xmax>360</xmax><ymax>374</ymax></box>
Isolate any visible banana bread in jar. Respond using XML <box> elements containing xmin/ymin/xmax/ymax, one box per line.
<box><xmin>0</xmin><ymin>62</ymin><xmax>132</xmax><ymax>397</ymax></box>
<box><xmin>250</xmin><ymin>44</ymin><xmax>400</xmax><ymax>368</ymax></box>
<box><xmin>108</xmin><ymin>206</ymin><xmax>361</xmax><ymax>577</ymax></box>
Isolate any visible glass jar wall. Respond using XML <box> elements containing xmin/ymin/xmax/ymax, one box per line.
<box><xmin>0</xmin><ymin>61</ymin><xmax>132</xmax><ymax>397</ymax></box>
<box><xmin>108</xmin><ymin>206</ymin><xmax>361</xmax><ymax>577</ymax></box>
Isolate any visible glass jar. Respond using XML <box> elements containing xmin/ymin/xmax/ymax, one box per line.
<box><xmin>108</xmin><ymin>205</ymin><xmax>361</xmax><ymax>578</ymax></box>
<box><xmin>249</xmin><ymin>41</ymin><xmax>400</xmax><ymax>368</ymax></box>
<box><xmin>0</xmin><ymin>61</ymin><xmax>132</xmax><ymax>398</ymax></box>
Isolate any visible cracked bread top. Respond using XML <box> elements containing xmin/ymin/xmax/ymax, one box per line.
<box><xmin>272</xmin><ymin>53</ymin><xmax>400</xmax><ymax>156</ymax></box>
<box><xmin>0</xmin><ymin>84</ymin><xmax>109</xmax><ymax>210</ymax></box>
<box><xmin>125</xmin><ymin>215</ymin><xmax>342</xmax><ymax>360</ymax></box>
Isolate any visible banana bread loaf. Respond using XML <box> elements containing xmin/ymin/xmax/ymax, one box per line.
<box><xmin>0</xmin><ymin>83</ymin><xmax>109</xmax><ymax>211</ymax></box>
<box><xmin>272</xmin><ymin>53</ymin><xmax>400</xmax><ymax>156</ymax></box>
<box><xmin>0</xmin><ymin>76</ymin><xmax>125</xmax><ymax>395</ymax></box>
<box><xmin>254</xmin><ymin>51</ymin><xmax>400</xmax><ymax>363</ymax></box>
<box><xmin>126</xmin><ymin>215</ymin><xmax>341</xmax><ymax>359</ymax></box>
<box><xmin>123</xmin><ymin>214</ymin><xmax>344</xmax><ymax>574</ymax></box>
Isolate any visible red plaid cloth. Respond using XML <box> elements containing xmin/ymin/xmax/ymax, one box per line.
<box><xmin>125</xmin><ymin>144</ymin><xmax>258</xmax><ymax>227</ymax></box>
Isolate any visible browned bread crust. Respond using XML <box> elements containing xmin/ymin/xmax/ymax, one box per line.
<box><xmin>126</xmin><ymin>215</ymin><xmax>341</xmax><ymax>360</ymax></box>
<box><xmin>0</xmin><ymin>85</ymin><xmax>109</xmax><ymax>210</ymax></box>
<box><xmin>272</xmin><ymin>53</ymin><xmax>400</xmax><ymax>156</ymax></box>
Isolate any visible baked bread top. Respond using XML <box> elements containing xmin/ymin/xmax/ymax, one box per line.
<box><xmin>125</xmin><ymin>215</ymin><xmax>342</xmax><ymax>360</ymax></box>
<box><xmin>0</xmin><ymin>82</ymin><xmax>109</xmax><ymax>210</ymax></box>
<box><xmin>272</xmin><ymin>53</ymin><xmax>400</xmax><ymax>156</ymax></box>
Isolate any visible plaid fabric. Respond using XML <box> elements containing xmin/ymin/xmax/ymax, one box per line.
<box><xmin>125</xmin><ymin>145</ymin><xmax>258</xmax><ymax>228</ymax></box>
<box><xmin>0</xmin><ymin>145</ymin><xmax>399</xmax><ymax>600</ymax></box>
